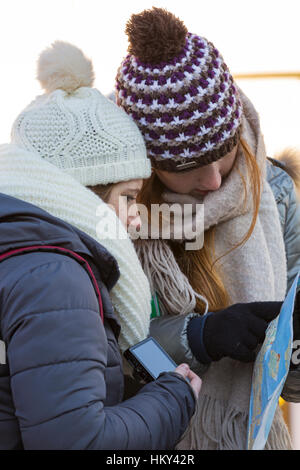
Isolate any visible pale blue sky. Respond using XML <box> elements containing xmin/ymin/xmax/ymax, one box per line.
<box><xmin>0</xmin><ymin>0</ymin><xmax>300</xmax><ymax>155</ymax></box>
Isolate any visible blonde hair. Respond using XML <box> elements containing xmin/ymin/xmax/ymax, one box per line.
<box><xmin>137</xmin><ymin>138</ymin><xmax>262</xmax><ymax>313</ymax></box>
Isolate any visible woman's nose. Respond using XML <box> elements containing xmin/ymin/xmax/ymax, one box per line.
<box><xmin>128</xmin><ymin>214</ymin><xmax>141</xmax><ymax>232</ymax></box>
<box><xmin>198</xmin><ymin>165</ymin><xmax>222</xmax><ymax>191</ymax></box>
<box><xmin>127</xmin><ymin>203</ymin><xmax>142</xmax><ymax>232</ymax></box>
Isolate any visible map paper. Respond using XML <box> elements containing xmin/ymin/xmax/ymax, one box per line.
<box><xmin>247</xmin><ymin>273</ymin><xmax>299</xmax><ymax>450</ymax></box>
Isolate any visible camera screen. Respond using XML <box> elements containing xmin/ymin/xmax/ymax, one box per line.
<box><xmin>132</xmin><ymin>338</ymin><xmax>177</xmax><ymax>378</ymax></box>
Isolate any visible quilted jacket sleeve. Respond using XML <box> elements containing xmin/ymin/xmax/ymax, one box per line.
<box><xmin>280</xmin><ymin>183</ymin><xmax>300</xmax><ymax>402</ymax></box>
<box><xmin>281</xmin><ymin>183</ymin><xmax>300</xmax><ymax>402</ymax></box>
<box><xmin>150</xmin><ymin>314</ymin><xmax>209</xmax><ymax>377</ymax></box>
<box><xmin>283</xmin><ymin>183</ymin><xmax>300</xmax><ymax>292</ymax></box>
<box><xmin>267</xmin><ymin>161</ymin><xmax>300</xmax><ymax>402</ymax></box>
<box><xmin>267</xmin><ymin>160</ymin><xmax>300</xmax><ymax>292</ymax></box>
<box><xmin>0</xmin><ymin>253</ymin><xmax>196</xmax><ymax>450</ymax></box>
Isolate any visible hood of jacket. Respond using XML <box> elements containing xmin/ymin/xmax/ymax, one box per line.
<box><xmin>0</xmin><ymin>192</ymin><xmax>120</xmax><ymax>291</ymax></box>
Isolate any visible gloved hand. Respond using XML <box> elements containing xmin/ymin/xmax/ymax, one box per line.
<box><xmin>289</xmin><ymin>291</ymin><xmax>300</xmax><ymax>372</ymax></box>
<box><xmin>293</xmin><ymin>291</ymin><xmax>300</xmax><ymax>341</ymax></box>
<box><xmin>187</xmin><ymin>301</ymin><xmax>282</xmax><ymax>363</ymax></box>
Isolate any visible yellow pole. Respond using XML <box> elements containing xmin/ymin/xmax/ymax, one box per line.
<box><xmin>234</xmin><ymin>72</ymin><xmax>300</xmax><ymax>80</ymax></box>
<box><xmin>279</xmin><ymin>398</ymin><xmax>291</xmax><ymax>433</ymax></box>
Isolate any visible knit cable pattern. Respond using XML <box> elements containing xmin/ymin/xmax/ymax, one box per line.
<box><xmin>11</xmin><ymin>87</ymin><xmax>151</xmax><ymax>186</ymax></box>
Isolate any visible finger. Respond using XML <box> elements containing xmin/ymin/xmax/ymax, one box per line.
<box><xmin>231</xmin><ymin>343</ymin><xmax>256</xmax><ymax>363</ymax></box>
<box><xmin>242</xmin><ymin>331</ymin><xmax>260</xmax><ymax>351</ymax></box>
<box><xmin>187</xmin><ymin>370</ymin><xmax>202</xmax><ymax>396</ymax></box>
<box><xmin>190</xmin><ymin>378</ymin><xmax>202</xmax><ymax>396</ymax></box>
<box><xmin>187</xmin><ymin>369</ymin><xmax>201</xmax><ymax>383</ymax></box>
<box><xmin>175</xmin><ymin>363</ymin><xmax>190</xmax><ymax>378</ymax></box>
<box><xmin>251</xmin><ymin>301</ymin><xmax>282</xmax><ymax>322</ymax></box>
<box><xmin>248</xmin><ymin>316</ymin><xmax>269</xmax><ymax>342</ymax></box>
<box><xmin>238</xmin><ymin>351</ymin><xmax>256</xmax><ymax>363</ymax></box>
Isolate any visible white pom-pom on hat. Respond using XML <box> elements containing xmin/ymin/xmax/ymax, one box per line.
<box><xmin>37</xmin><ymin>40</ymin><xmax>95</xmax><ymax>94</ymax></box>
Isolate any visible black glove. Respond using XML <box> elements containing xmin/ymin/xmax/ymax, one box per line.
<box><xmin>293</xmin><ymin>290</ymin><xmax>300</xmax><ymax>341</ymax></box>
<box><xmin>187</xmin><ymin>301</ymin><xmax>282</xmax><ymax>363</ymax></box>
<box><xmin>289</xmin><ymin>290</ymin><xmax>300</xmax><ymax>372</ymax></box>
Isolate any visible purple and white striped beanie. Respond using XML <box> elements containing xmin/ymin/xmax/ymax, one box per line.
<box><xmin>116</xmin><ymin>7</ymin><xmax>243</xmax><ymax>172</ymax></box>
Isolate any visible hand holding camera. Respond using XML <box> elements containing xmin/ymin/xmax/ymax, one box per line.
<box><xmin>174</xmin><ymin>363</ymin><xmax>202</xmax><ymax>399</ymax></box>
<box><xmin>124</xmin><ymin>337</ymin><xmax>201</xmax><ymax>400</ymax></box>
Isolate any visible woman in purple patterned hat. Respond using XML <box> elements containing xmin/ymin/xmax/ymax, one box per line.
<box><xmin>115</xmin><ymin>7</ymin><xmax>300</xmax><ymax>449</ymax></box>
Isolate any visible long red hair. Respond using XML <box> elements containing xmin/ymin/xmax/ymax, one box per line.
<box><xmin>137</xmin><ymin>138</ymin><xmax>262</xmax><ymax>313</ymax></box>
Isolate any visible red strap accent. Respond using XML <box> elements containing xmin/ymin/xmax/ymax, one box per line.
<box><xmin>0</xmin><ymin>245</ymin><xmax>104</xmax><ymax>323</ymax></box>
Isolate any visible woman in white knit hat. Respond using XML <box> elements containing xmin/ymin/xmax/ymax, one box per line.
<box><xmin>0</xmin><ymin>41</ymin><xmax>201</xmax><ymax>450</ymax></box>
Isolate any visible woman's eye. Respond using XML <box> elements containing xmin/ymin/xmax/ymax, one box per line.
<box><xmin>122</xmin><ymin>195</ymin><xmax>135</xmax><ymax>203</ymax></box>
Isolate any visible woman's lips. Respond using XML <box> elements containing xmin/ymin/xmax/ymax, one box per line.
<box><xmin>194</xmin><ymin>189</ymin><xmax>209</xmax><ymax>196</ymax></box>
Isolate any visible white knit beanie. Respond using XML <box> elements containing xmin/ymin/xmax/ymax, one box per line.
<box><xmin>11</xmin><ymin>41</ymin><xmax>151</xmax><ymax>186</ymax></box>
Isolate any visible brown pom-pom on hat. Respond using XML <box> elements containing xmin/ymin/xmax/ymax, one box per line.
<box><xmin>117</xmin><ymin>7</ymin><xmax>243</xmax><ymax>172</ymax></box>
<box><xmin>126</xmin><ymin>7</ymin><xmax>188</xmax><ymax>64</ymax></box>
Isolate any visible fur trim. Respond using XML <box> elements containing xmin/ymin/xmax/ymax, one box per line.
<box><xmin>37</xmin><ymin>41</ymin><xmax>94</xmax><ymax>94</ymax></box>
<box><xmin>275</xmin><ymin>147</ymin><xmax>300</xmax><ymax>190</ymax></box>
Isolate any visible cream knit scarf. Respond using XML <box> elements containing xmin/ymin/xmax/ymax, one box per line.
<box><xmin>0</xmin><ymin>143</ymin><xmax>151</xmax><ymax>353</ymax></box>
<box><xmin>135</xmin><ymin>91</ymin><xmax>293</xmax><ymax>449</ymax></box>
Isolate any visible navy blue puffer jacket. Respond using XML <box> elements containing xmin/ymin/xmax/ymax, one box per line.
<box><xmin>0</xmin><ymin>193</ymin><xmax>196</xmax><ymax>450</ymax></box>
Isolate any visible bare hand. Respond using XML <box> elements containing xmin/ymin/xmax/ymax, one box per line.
<box><xmin>175</xmin><ymin>363</ymin><xmax>202</xmax><ymax>399</ymax></box>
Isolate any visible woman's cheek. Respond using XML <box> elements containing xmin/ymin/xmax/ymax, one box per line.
<box><xmin>108</xmin><ymin>197</ymin><xmax>127</xmax><ymax>227</ymax></box>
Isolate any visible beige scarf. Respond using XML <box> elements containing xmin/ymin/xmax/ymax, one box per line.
<box><xmin>135</xmin><ymin>90</ymin><xmax>293</xmax><ymax>449</ymax></box>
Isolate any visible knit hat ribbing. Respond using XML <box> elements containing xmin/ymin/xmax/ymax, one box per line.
<box><xmin>11</xmin><ymin>41</ymin><xmax>151</xmax><ymax>185</ymax></box>
<box><xmin>116</xmin><ymin>8</ymin><xmax>243</xmax><ymax>172</ymax></box>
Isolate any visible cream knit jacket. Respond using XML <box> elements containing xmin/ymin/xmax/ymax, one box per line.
<box><xmin>0</xmin><ymin>143</ymin><xmax>151</xmax><ymax>352</ymax></box>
